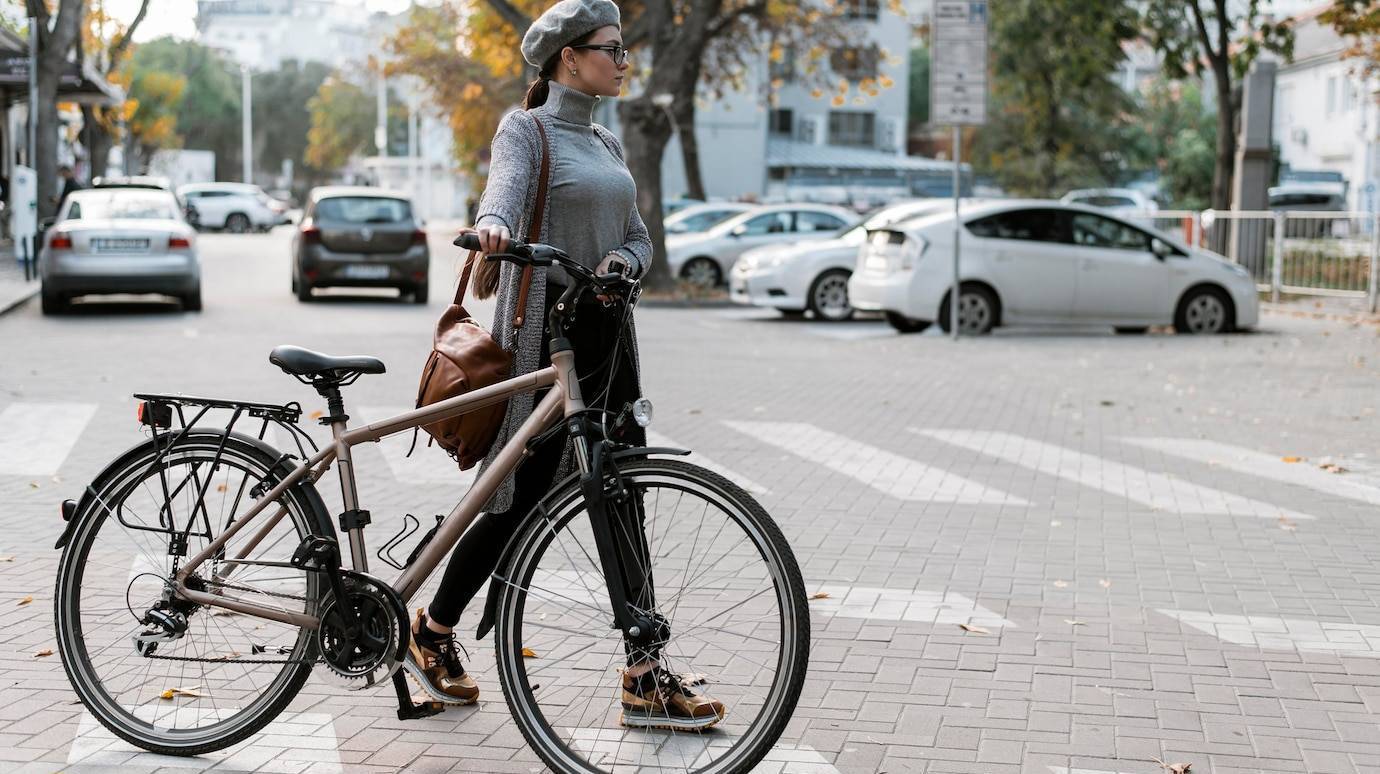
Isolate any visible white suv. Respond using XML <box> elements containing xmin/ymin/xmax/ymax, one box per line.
<box><xmin>178</xmin><ymin>182</ymin><xmax>289</xmax><ymax>233</ymax></box>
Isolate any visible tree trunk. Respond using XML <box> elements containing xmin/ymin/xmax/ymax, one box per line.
<box><xmin>618</xmin><ymin>96</ymin><xmax>676</xmax><ymax>291</ymax></box>
<box><xmin>81</xmin><ymin>106</ymin><xmax>113</xmax><ymax>180</ymax></box>
<box><xmin>1210</xmin><ymin>66</ymin><xmax>1235</xmax><ymax>212</ymax></box>
<box><xmin>676</xmin><ymin>98</ymin><xmax>706</xmax><ymax>201</ymax></box>
<box><xmin>34</xmin><ymin>0</ymin><xmax>83</xmax><ymax>220</ymax></box>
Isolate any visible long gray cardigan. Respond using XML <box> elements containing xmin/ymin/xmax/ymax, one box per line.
<box><xmin>473</xmin><ymin>106</ymin><xmax>654</xmax><ymax>513</ymax></box>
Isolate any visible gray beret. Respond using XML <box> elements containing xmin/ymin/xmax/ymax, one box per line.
<box><xmin>521</xmin><ymin>0</ymin><xmax>621</xmax><ymax>69</ymax></box>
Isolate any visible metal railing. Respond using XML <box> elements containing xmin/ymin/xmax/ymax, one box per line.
<box><xmin>1132</xmin><ymin>209</ymin><xmax>1380</xmax><ymax>312</ymax></box>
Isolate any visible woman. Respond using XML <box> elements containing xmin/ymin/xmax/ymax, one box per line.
<box><xmin>404</xmin><ymin>0</ymin><xmax>725</xmax><ymax>730</ymax></box>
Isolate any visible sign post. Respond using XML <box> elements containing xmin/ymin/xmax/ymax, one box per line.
<box><xmin>931</xmin><ymin>0</ymin><xmax>988</xmax><ymax>339</ymax></box>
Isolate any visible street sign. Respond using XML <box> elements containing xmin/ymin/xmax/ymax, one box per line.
<box><xmin>930</xmin><ymin>0</ymin><xmax>989</xmax><ymax>126</ymax></box>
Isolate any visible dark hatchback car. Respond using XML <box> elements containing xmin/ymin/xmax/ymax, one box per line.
<box><xmin>292</xmin><ymin>187</ymin><xmax>430</xmax><ymax>303</ymax></box>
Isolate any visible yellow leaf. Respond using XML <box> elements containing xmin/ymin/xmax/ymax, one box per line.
<box><xmin>32</xmin><ymin>649</ymin><xmax>53</xmax><ymax>658</ymax></box>
<box><xmin>959</xmin><ymin>623</ymin><xmax>989</xmax><ymax>634</ymax></box>
<box><xmin>811</xmin><ymin>88</ymin><xmax>825</xmax><ymax>99</ymax></box>
<box><xmin>769</xmin><ymin>44</ymin><xmax>784</xmax><ymax>63</ymax></box>
<box><xmin>521</xmin><ymin>647</ymin><xmax>538</xmax><ymax>658</ymax></box>
<box><xmin>216</xmin><ymin>483</ymin><xmax>227</xmax><ymax>492</ymax></box>
<box><xmin>831</xmin><ymin>95</ymin><xmax>846</xmax><ymax>107</ymax></box>
<box><xmin>17</xmin><ymin>596</ymin><xmax>32</xmax><ymax>606</ymax></box>
<box><xmin>309</xmin><ymin>410</ymin><xmax>323</xmax><ymax>420</ymax></box>
<box><xmin>1281</xmin><ymin>456</ymin><xmax>1302</xmax><ymax>463</ymax></box>
<box><xmin>879</xmin><ymin>75</ymin><xmax>895</xmax><ymax>89</ymax></box>
<box><xmin>809</xmin><ymin>592</ymin><xmax>831</xmax><ymax>600</ymax></box>
<box><xmin>160</xmin><ymin>689</ymin><xmax>175</xmax><ymax>700</ymax></box>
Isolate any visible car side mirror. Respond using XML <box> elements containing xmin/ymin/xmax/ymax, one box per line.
<box><xmin>1150</xmin><ymin>238</ymin><xmax>1173</xmax><ymax>260</ymax></box>
<box><xmin>730</xmin><ymin>224</ymin><xmax>748</xmax><ymax>238</ymax></box>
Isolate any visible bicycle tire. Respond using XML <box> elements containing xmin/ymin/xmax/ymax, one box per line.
<box><xmin>55</xmin><ymin>431</ymin><xmax>333</xmax><ymax>756</ymax></box>
<box><xmin>493</xmin><ymin>457</ymin><xmax>810</xmax><ymax>774</ymax></box>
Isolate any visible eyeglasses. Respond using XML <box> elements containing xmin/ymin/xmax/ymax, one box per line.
<box><xmin>572</xmin><ymin>43</ymin><xmax>629</xmax><ymax>66</ymax></box>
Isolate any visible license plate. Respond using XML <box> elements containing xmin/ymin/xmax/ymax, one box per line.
<box><xmin>93</xmin><ymin>238</ymin><xmax>149</xmax><ymax>252</ymax></box>
<box><xmin>342</xmin><ymin>264</ymin><xmax>390</xmax><ymax>279</ymax></box>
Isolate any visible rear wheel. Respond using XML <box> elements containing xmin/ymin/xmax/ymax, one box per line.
<box><xmin>411</xmin><ymin>282</ymin><xmax>429</xmax><ymax>305</ymax></box>
<box><xmin>806</xmin><ymin>269</ymin><xmax>853</xmax><ymax>322</ymax></box>
<box><xmin>295</xmin><ymin>273</ymin><xmax>312</xmax><ymax>302</ymax></box>
<box><xmin>938</xmin><ymin>285</ymin><xmax>999</xmax><ymax>335</ymax></box>
<box><xmin>681</xmin><ymin>257</ymin><xmax>722</xmax><ymax>288</ymax></box>
<box><xmin>885</xmin><ymin>311</ymin><xmax>930</xmax><ymax>334</ymax></box>
<box><xmin>495</xmin><ymin>458</ymin><xmax>810</xmax><ymax>774</ymax></box>
<box><xmin>182</xmin><ymin>288</ymin><xmax>203</xmax><ymax>312</ymax></box>
<box><xmin>41</xmin><ymin>285</ymin><xmax>65</xmax><ymax>315</ymax></box>
<box><xmin>55</xmin><ymin>432</ymin><xmax>327</xmax><ymax>756</ymax></box>
<box><xmin>225</xmin><ymin>213</ymin><xmax>251</xmax><ymax>234</ymax></box>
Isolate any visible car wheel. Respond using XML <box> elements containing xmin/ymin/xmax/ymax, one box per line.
<box><xmin>296</xmin><ymin>273</ymin><xmax>313</xmax><ymax>302</ymax></box>
<box><xmin>1114</xmin><ymin>327</ymin><xmax>1149</xmax><ymax>335</ymax></box>
<box><xmin>1174</xmin><ymin>286</ymin><xmax>1232</xmax><ymax>335</ymax></box>
<box><xmin>680</xmin><ymin>257</ymin><xmax>722</xmax><ymax>288</ymax></box>
<box><xmin>40</xmin><ymin>286</ymin><xmax>65</xmax><ymax>315</ymax></box>
<box><xmin>225</xmin><ymin>213</ymin><xmax>251</xmax><ymax>234</ymax></box>
<box><xmin>885</xmin><ymin>311</ymin><xmax>931</xmax><ymax>334</ymax></box>
<box><xmin>938</xmin><ymin>285</ymin><xmax>998</xmax><ymax>335</ymax></box>
<box><xmin>807</xmin><ymin>269</ymin><xmax>854</xmax><ymax>322</ymax></box>
<box><xmin>182</xmin><ymin>288</ymin><xmax>203</xmax><ymax>312</ymax></box>
<box><xmin>412</xmin><ymin>282</ymin><xmax>429</xmax><ymax>305</ymax></box>
<box><xmin>291</xmin><ymin>271</ymin><xmax>298</xmax><ymax>293</ymax></box>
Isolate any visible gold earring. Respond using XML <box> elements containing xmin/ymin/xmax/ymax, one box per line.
<box><xmin>571</xmin><ymin>68</ymin><xmax>578</xmax><ymax>76</ymax></box>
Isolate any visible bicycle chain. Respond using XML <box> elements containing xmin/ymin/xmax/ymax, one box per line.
<box><xmin>141</xmin><ymin>576</ymin><xmax>318</xmax><ymax>665</ymax></box>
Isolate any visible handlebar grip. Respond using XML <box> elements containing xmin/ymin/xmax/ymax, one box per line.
<box><xmin>453</xmin><ymin>232</ymin><xmax>482</xmax><ymax>251</ymax></box>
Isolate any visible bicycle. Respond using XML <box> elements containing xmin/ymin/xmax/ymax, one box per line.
<box><xmin>52</xmin><ymin>234</ymin><xmax>811</xmax><ymax>773</ymax></box>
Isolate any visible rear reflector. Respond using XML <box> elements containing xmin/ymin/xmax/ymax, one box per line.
<box><xmin>49</xmin><ymin>233</ymin><xmax>73</xmax><ymax>249</ymax></box>
<box><xmin>301</xmin><ymin>226</ymin><xmax>321</xmax><ymax>245</ymax></box>
<box><xmin>61</xmin><ymin>499</ymin><xmax>76</xmax><ymax>522</ymax></box>
<box><xmin>169</xmin><ymin>236</ymin><xmax>192</xmax><ymax>249</ymax></box>
<box><xmin>137</xmin><ymin>401</ymin><xmax>173</xmax><ymax>428</ymax></box>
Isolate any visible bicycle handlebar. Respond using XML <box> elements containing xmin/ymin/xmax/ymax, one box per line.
<box><xmin>453</xmin><ymin>232</ymin><xmax>634</xmax><ymax>296</ymax></box>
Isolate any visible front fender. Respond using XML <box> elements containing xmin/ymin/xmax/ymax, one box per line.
<box><xmin>474</xmin><ymin>445</ymin><xmax>690</xmax><ymax>640</ymax></box>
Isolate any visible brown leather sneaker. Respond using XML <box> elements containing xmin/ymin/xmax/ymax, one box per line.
<box><xmin>619</xmin><ymin>668</ymin><xmax>726</xmax><ymax>731</ymax></box>
<box><xmin>404</xmin><ymin>611</ymin><xmax>479</xmax><ymax>705</ymax></box>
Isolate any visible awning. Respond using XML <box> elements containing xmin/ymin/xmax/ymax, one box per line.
<box><xmin>767</xmin><ymin>138</ymin><xmax>963</xmax><ymax>174</ymax></box>
<box><xmin>0</xmin><ymin>29</ymin><xmax>125</xmax><ymax>106</ymax></box>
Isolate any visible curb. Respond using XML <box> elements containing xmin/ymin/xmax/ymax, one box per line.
<box><xmin>0</xmin><ymin>285</ymin><xmax>37</xmax><ymax>318</ymax></box>
<box><xmin>638</xmin><ymin>297</ymin><xmax>737</xmax><ymax>309</ymax></box>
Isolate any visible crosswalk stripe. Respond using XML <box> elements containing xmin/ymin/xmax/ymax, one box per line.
<box><xmin>811</xmin><ymin>584</ymin><xmax>1016</xmax><ymax>628</ymax></box>
<box><xmin>68</xmin><ymin>710</ymin><xmax>341</xmax><ymax>771</ymax></box>
<box><xmin>359</xmin><ymin>406</ymin><xmax>476</xmax><ymax>486</ymax></box>
<box><xmin>0</xmin><ymin>402</ymin><xmax>97</xmax><ymax>476</ymax></box>
<box><xmin>1158</xmin><ymin>609</ymin><xmax>1380</xmax><ymax>658</ymax></box>
<box><xmin>567</xmin><ymin>730</ymin><xmax>840</xmax><ymax>772</ymax></box>
<box><xmin>724</xmin><ymin>421</ymin><xmax>1027</xmax><ymax>504</ymax></box>
<box><xmin>645</xmin><ymin>430</ymin><xmax>771</xmax><ymax>495</ymax></box>
<box><xmin>916</xmin><ymin>429</ymin><xmax>1316</xmax><ymax>520</ymax></box>
<box><xmin>1124</xmin><ymin>437</ymin><xmax>1380</xmax><ymax>507</ymax></box>
<box><xmin>1049</xmin><ymin>768</ymin><xmax>1139</xmax><ymax>774</ymax></box>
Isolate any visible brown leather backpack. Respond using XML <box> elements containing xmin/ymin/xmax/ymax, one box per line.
<box><xmin>413</xmin><ymin>116</ymin><xmax>549</xmax><ymax>469</ymax></box>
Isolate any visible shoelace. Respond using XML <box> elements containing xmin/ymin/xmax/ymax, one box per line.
<box><xmin>420</xmin><ymin>630</ymin><xmax>470</xmax><ymax>678</ymax></box>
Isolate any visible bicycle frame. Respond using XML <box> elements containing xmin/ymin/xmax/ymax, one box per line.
<box><xmin>172</xmin><ymin>345</ymin><xmax>588</xmax><ymax>631</ymax></box>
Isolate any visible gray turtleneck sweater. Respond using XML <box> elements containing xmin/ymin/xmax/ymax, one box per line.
<box><xmin>474</xmin><ymin>80</ymin><xmax>651</xmax><ymax>286</ymax></box>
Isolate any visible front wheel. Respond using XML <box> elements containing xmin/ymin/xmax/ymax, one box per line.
<box><xmin>807</xmin><ymin>269</ymin><xmax>854</xmax><ymax>321</ymax></box>
<box><xmin>494</xmin><ymin>458</ymin><xmax>810</xmax><ymax>774</ymax></box>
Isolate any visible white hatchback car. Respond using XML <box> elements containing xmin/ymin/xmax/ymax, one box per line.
<box><xmin>664</xmin><ymin>202</ymin><xmax>755</xmax><ymax>235</ymax></box>
<box><xmin>848</xmin><ymin>201</ymin><xmax>1259</xmax><ymax>335</ymax></box>
<box><xmin>178</xmin><ymin>182</ymin><xmax>289</xmax><ymax>233</ymax></box>
<box><xmin>666</xmin><ymin>203</ymin><xmax>857</xmax><ymax>287</ymax></box>
<box><xmin>730</xmin><ymin>199</ymin><xmax>959</xmax><ymax>321</ymax></box>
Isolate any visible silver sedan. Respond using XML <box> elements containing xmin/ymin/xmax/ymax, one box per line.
<box><xmin>40</xmin><ymin>188</ymin><xmax>202</xmax><ymax>314</ymax></box>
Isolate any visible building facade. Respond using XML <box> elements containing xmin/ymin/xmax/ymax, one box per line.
<box><xmin>194</xmin><ymin>0</ymin><xmax>371</xmax><ymax>72</ymax></box>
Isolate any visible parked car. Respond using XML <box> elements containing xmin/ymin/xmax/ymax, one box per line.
<box><xmin>664</xmin><ymin>202</ymin><xmax>755</xmax><ymax>235</ymax></box>
<box><xmin>663</xmin><ymin>197</ymin><xmax>704</xmax><ymax>216</ymax></box>
<box><xmin>731</xmin><ymin>199</ymin><xmax>959</xmax><ymax>321</ymax></box>
<box><xmin>92</xmin><ymin>175</ymin><xmax>198</xmax><ymax>226</ymax></box>
<box><xmin>848</xmin><ymin>200</ymin><xmax>1259</xmax><ymax>336</ymax></box>
<box><xmin>178</xmin><ymin>182</ymin><xmax>289</xmax><ymax>233</ymax></box>
<box><xmin>666</xmin><ymin>203</ymin><xmax>857</xmax><ymax>287</ymax></box>
<box><xmin>39</xmin><ymin>187</ymin><xmax>202</xmax><ymax>314</ymax></box>
<box><xmin>1060</xmin><ymin>188</ymin><xmax>1158</xmax><ymax>227</ymax></box>
<box><xmin>1269</xmin><ymin>183</ymin><xmax>1348</xmax><ymax>239</ymax></box>
<box><xmin>292</xmin><ymin>187</ymin><xmax>430</xmax><ymax>303</ymax></box>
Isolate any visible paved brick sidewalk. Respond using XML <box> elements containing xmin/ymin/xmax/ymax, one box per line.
<box><xmin>1</xmin><ymin>230</ymin><xmax>1379</xmax><ymax>772</ymax></box>
<box><xmin>0</xmin><ymin>247</ymin><xmax>40</xmax><ymax>316</ymax></box>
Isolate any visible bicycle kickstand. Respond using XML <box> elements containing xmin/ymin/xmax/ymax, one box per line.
<box><xmin>392</xmin><ymin>671</ymin><xmax>447</xmax><ymax>720</ymax></box>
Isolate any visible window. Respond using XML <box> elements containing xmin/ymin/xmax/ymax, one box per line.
<box><xmin>828</xmin><ymin>111</ymin><xmax>876</xmax><ymax>148</ymax></box>
<box><xmin>65</xmin><ymin>201</ymin><xmax>82</xmax><ymax>220</ymax></box>
<box><xmin>966</xmin><ymin>209</ymin><xmax>1069</xmax><ymax>243</ymax></box>
<box><xmin>796</xmin><ymin>210</ymin><xmax>847</xmax><ymax>232</ymax></box>
<box><xmin>315</xmin><ymin>197</ymin><xmax>413</xmax><ymax>224</ymax></box>
<box><xmin>66</xmin><ymin>192</ymin><xmax>180</xmax><ymax>220</ymax></box>
<box><xmin>843</xmin><ymin>0</ymin><xmax>880</xmax><ymax>20</ymax></box>
<box><xmin>739</xmin><ymin>212</ymin><xmax>793</xmax><ymax>235</ymax></box>
<box><xmin>769</xmin><ymin>43</ymin><xmax>796</xmax><ymax>83</ymax></box>
<box><xmin>830</xmin><ymin>45</ymin><xmax>880</xmax><ymax>81</ymax></box>
<box><xmin>1070</xmin><ymin>213</ymin><xmax>1151</xmax><ymax>251</ymax></box>
<box><xmin>769</xmin><ymin>108</ymin><xmax>794</xmax><ymax>136</ymax></box>
<box><xmin>1327</xmin><ymin>76</ymin><xmax>1337</xmax><ymax>115</ymax></box>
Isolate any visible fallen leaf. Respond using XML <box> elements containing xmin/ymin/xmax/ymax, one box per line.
<box><xmin>1278</xmin><ymin>516</ymin><xmax>1297</xmax><ymax>532</ymax></box>
<box><xmin>1050</xmin><ymin>520</ymin><xmax>1063</xmax><ymax>527</ymax></box>
<box><xmin>0</xmin><ymin>557</ymin><xmax>13</xmax><ymax>562</ymax></box>
<box><xmin>160</xmin><ymin>685</ymin><xmax>203</xmax><ymax>700</ymax></box>
<box><xmin>309</xmin><ymin>410</ymin><xmax>323</xmax><ymax>420</ymax></box>
<box><xmin>28</xmin><ymin>482</ymin><xmax>38</xmax><ymax>489</ymax></box>
<box><xmin>1052</xmin><ymin>580</ymin><xmax>1069</xmax><ymax>588</ymax></box>
<box><xmin>1100</xmin><ymin>400</ymin><xmax>1115</xmax><ymax>407</ymax></box>
<box><xmin>1281</xmin><ymin>456</ymin><xmax>1303</xmax><ymax>463</ymax></box>
<box><xmin>1099</xmin><ymin>579</ymin><xmax>1112</xmax><ymax>589</ymax></box>
<box><xmin>521</xmin><ymin>647</ymin><xmax>538</xmax><ymax>658</ymax></box>
<box><xmin>32</xmin><ymin>649</ymin><xmax>52</xmax><ymax>658</ymax></box>
<box><xmin>216</xmin><ymin>483</ymin><xmax>227</xmax><ymax>492</ymax></box>
<box><xmin>1064</xmin><ymin>619</ymin><xmax>1087</xmax><ymax>626</ymax></box>
<box><xmin>809</xmin><ymin>592</ymin><xmax>831</xmax><ymax>601</ymax></box>
<box><xmin>959</xmin><ymin>623</ymin><xmax>989</xmax><ymax>634</ymax></box>
<box><xmin>17</xmin><ymin>596</ymin><xmax>32</xmax><ymax>606</ymax></box>
<box><xmin>679</xmin><ymin>672</ymin><xmax>709</xmax><ymax>686</ymax></box>
<box><xmin>1152</xmin><ymin>757</ymin><xmax>1192</xmax><ymax>773</ymax></box>
<box><xmin>1320</xmin><ymin>463</ymin><xmax>1348</xmax><ymax>474</ymax></box>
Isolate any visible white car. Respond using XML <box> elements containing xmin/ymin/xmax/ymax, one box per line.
<box><xmin>731</xmin><ymin>199</ymin><xmax>960</xmax><ymax>321</ymax></box>
<box><xmin>1060</xmin><ymin>187</ymin><xmax>1158</xmax><ymax>226</ymax></box>
<box><xmin>666</xmin><ymin>203</ymin><xmax>857</xmax><ymax>287</ymax></box>
<box><xmin>848</xmin><ymin>200</ymin><xmax>1259</xmax><ymax>336</ymax></box>
<box><xmin>664</xmin><ymin>202</ymin><xmax>755</xmax><ymax>235</ymax></box>
<box><xmin>178</xmin><ymin>182</ymin><xmax>289</xmax><ymax>233</ymax></box>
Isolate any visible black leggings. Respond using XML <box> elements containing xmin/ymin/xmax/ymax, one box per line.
<box><xmin>427</xmin><ymin>283</ymin><xmax>647</xmax><ymax>629</ymax></box>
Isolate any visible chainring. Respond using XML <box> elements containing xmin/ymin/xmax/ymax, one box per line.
<box><xmin>315</xmin><ymin>571</ymin><xmax>409</xmax><ymax>690</ymax></box>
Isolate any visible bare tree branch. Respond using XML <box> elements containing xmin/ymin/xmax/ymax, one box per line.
<box><xmin>481</xmin><ymin>0</ymin><xmax>534</xmax><ymax>38</ymax></box>
<box><xmin>108</xmin><ymin>0</ymin><xmax>151</xmax><ymax>69</ymax></box>
<box><xmin>707</xmin><ymin>0</ymin><xmax>767</xmax><ymax>38</ymax></box>
<box><xmin>1187</xmin><ymin>1</ymin><xmax>1220</xmax><ymax>65</ymax></box>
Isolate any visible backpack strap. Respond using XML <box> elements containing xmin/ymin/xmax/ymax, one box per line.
<box><xmin>513</xmin><ymin>114</ymin><xmax>552</xmax><ymax>329</ymax></box>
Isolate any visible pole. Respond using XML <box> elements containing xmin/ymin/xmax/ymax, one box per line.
<box><xmin>1368</xmin><ymin>211</ymin><xmax>1379</xmax><ymax>314</ymax></box>
<box><xmin>26</xmin><ymin>16</ymin><xmax>37</xmax><ymax>168</ymax></box>
<box><xmin>376</xmin><ymin>68</ymin><xmax>388</xmax><ymax>157</ymax></box>
<box><xmin>407</xmin><ymin>97</ymin><xmax>417</xmax><ymax>199</ymax></box>
<box><xmin>240</xmin><ymin>65</ymin><xmax>252</xmax><ymax>184</ymax></box>
<box><xmin>951</xmin><ymin>125</ymin><xmax>961</xmax><ymax>340</ymax></box>
<box><xmin>1271</xmin><ymin>211</ymin><xmax>1285</xmax><ymax>304</ymax></box>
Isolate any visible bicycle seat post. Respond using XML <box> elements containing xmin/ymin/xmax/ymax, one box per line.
<box><xmin>310</xmin><ymin>375</ymin><xmax>371</xmax><ymax>572</ymax></box>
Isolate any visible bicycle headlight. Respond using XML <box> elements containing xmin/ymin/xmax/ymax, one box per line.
<box><xmin>632</xmin><ymin>398</ymin><xmax>654</xmax><ymax>428</ymax></box>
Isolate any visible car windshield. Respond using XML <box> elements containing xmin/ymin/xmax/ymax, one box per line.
<box><xmin>65</xmin><ymin>192</ymin><xmax>180</xmax><ymax>221</ymax></box>
<box><xmin>315</xmin><ymin>196</ymin><xmax>412</xmax><ymax>224</ymax></box>
<box><xmin>667</xmin><ymin>208</ymin><xmax>741</xmax><ymax>233</ymax></box>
